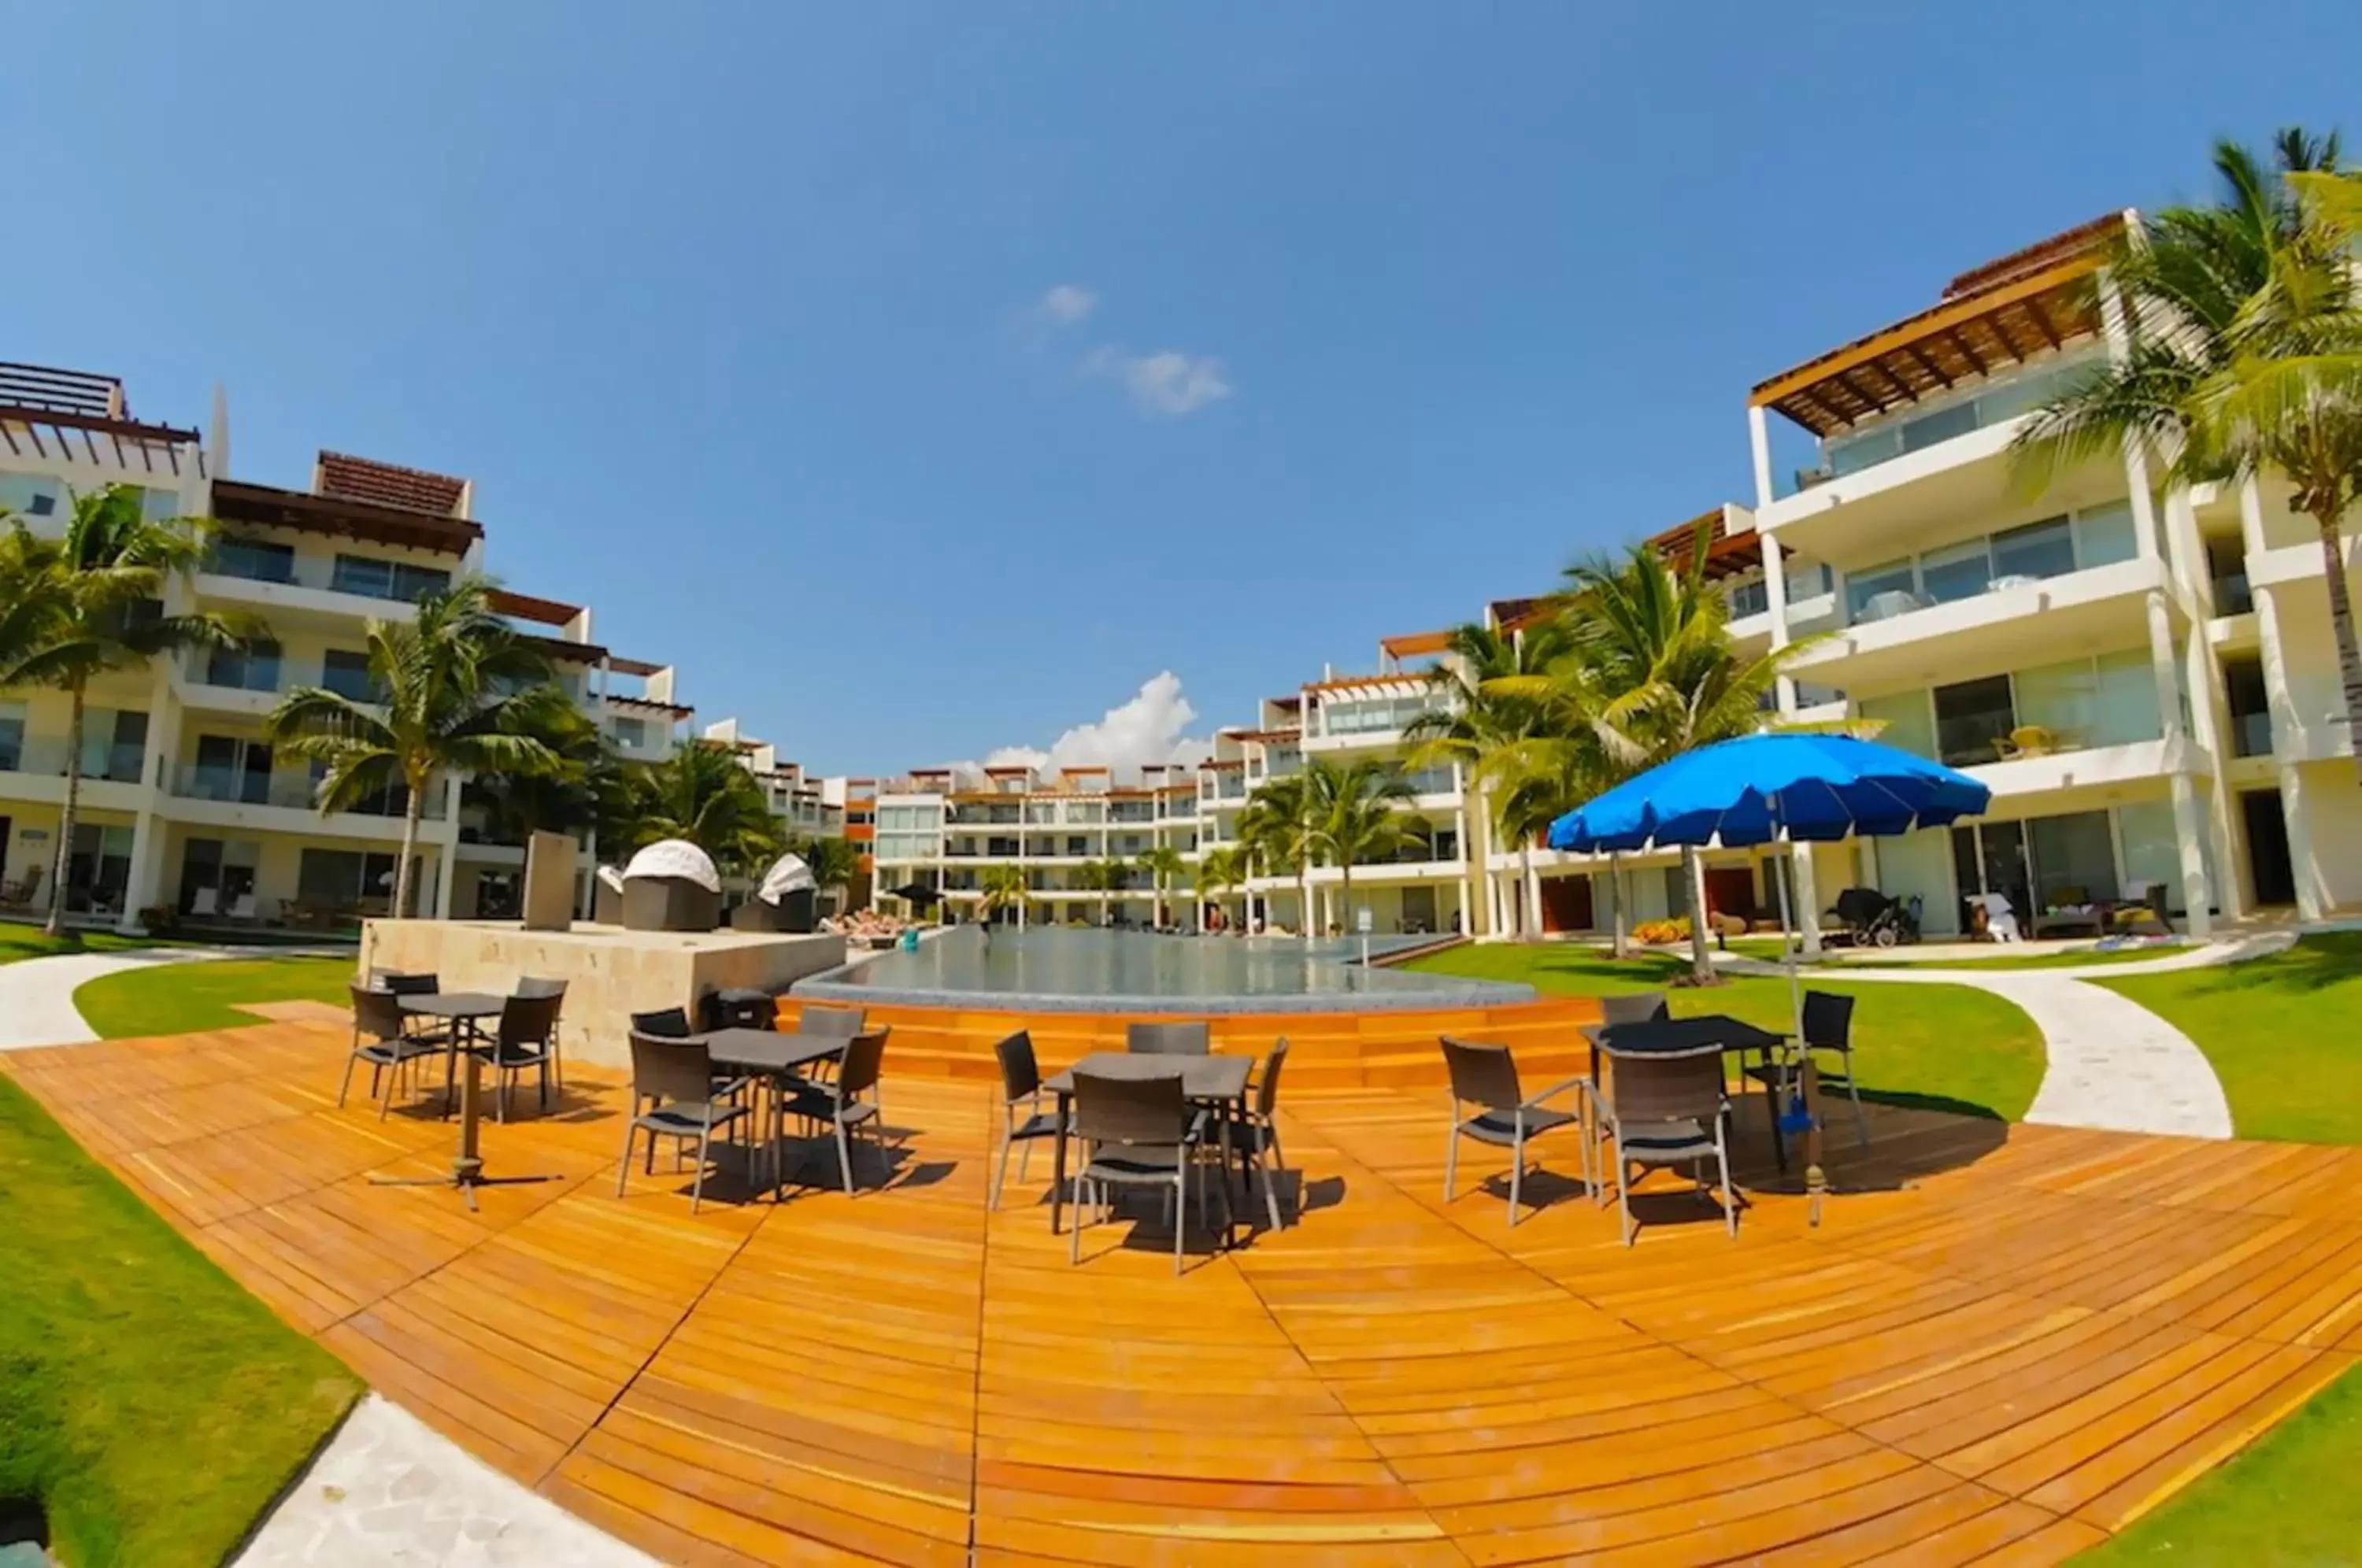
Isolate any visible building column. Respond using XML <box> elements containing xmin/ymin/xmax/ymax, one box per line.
<box><xmin>117</xmin><ymin>808</ymin><xmax>165</xmax><ymax>935</ymax></box>
<box><xmin>1790</xmin><ymin>845</ymin><xmax>1823</xmax><ymax>956</ymax></box>
<box><xmin>2255</xmin><ymin>586</ymin><xmax>2326</xmax><ymax>919</ymax></box>
<box><xmin>2179</xmin><ymin>560</ymin><xmax>2245</xmax><ymax>923</ymax></box>
<box><xmin>1523</xmin><ymin>858</ymin><xmax>1542</xmax><ymax>938</ymax></box>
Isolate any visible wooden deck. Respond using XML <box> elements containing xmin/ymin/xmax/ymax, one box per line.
<box><xmin>9</xmin><ymin>1009</ymin><xmax>2362</xmax><ymax>1566</ymax></box>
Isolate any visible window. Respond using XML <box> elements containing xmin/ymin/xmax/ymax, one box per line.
<box><xmin>207</xmin><ymin>535</ymin><xmax>298</xmax><ymax>584</ymax></box>
<box><xmin>1727</xmin><ymin>577</ymin><xmax>1769</xmax><ymax>617</ymax></box>
<box><xmin>2072</xmin><ymin>501</ymin><xmax>2139</xmax><ymax>569</ymax></box>
<box><xmin>612</xmin><ymin>716</ymin><xmax>649</xmax><ymax>749</ymax></box>
<box><xmin>331</xmin><ymin>553</ymin><xmax>451</xmax><ymax>603</ymax></box>
<box><xmin>1931</xmin><ymin>675</ymin><xmax>2016</xmax><ymax>767</ymax></box>
<box><xmin>143</xmin><ymin>488</ymin><xmax>183</xmax><ymax>521</ymax></box>
<box><xmin>2116</xmin><ymin>801</ymin><xmax>2182</xmax><ymax>906</ymax></box>
<box><xmin>0</xmin><ymin>699</ymin><xmax>24</xmax><ymax>771</ymax></box>
<box><xmin>0</xmin><ymin>475</ymin><xmax>60</xmax><ymax>517</ymax></box>
<box><xmin>1785</xmin><ymin>560</ymin><xmax>1832</xmax><ymax>602</ymax></box>
<box><xmin>296</xmin><ymin>848</ymin><xmax>402</xmax><ymax>913</ymax></box>
<box><xmin>1918</xmin><ymin>538</ymin><xmax>1994</xmax><ymax>605</ymax></box>
<box><xmin>205</xmin><ymin>641</ymin><xmax>281</xmax><ymax>693</ymax></box>
<box><xmin>80</xmin><ymin>709</ymin><xmax>147</xmax><ymax>784</ymax></box>
<box><xmin>2027</xmin><ymin>811</ymin><xmax>2117</xmax><ymax>905</ymax></box>
<box><xmin>1846</xmin><ymin>560</ymin><xmax>1918</xmax><ymax>622</ymax></box>
<box><xmin>1901</xmin><ymin>401</ymin><xmax>1978</xmax><ymax>453</ymax></box>
<box><xmin>1990</xmin><ymin>516</ymin><xmax>2075</xmax><ymax>583</ymax></box>
<box><xmin>1857</xmin><ymin>691</ymin><xmax>1935</xmax><ymax>759</ymax></box>
<box><xmin>321</xmin><ymin>649</ymin><xmax>379</xmax><ymax>702</ymax></box>
<box><xmin>2015</xmin><ymin>651</ymin><xmax>2159</xmax><ymax>749</ymax></box>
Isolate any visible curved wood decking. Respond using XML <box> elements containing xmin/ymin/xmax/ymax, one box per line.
<box><xmin>7</xmin><ymin>1008</ymin><xmax>2359</xmax><ymax>1566</ymax></box>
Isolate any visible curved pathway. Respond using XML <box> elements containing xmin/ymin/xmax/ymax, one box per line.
<box><xmin>0</xmin><ymin>946</ymin><xmax>228</xmax><ymax>1051</ymax></box>
<box><xmin>0</xmin><ymin>945</ymin><xmax>653</xmax><ymax>1568</ymax></box>
<box><xmin>1726</xmin><ymin>936</ymin><xmax>2289</xmax><ymax>1141</ymax></box>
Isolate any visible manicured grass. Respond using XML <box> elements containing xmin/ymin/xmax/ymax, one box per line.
<box><xmin>2080</xmin><ymin>1362</ymin><xmax>2362</xmax><ymax>1564</ymax></box>
<box><xmin>0</xmin><ymin>1074</ymin><xmax>358</xmax><ymax>1567</ymax></box>
<box><xmin>72</xmin><ymin>955</ymin><xmax>357</xmax><ymax>1041</ymax></box>
<box><xmin>1406</xmin><ymin>942</ymin><xmax>2047</xmax><ymax>1120</ymax></box>
<box><xmin>0</xmin><ymin>921</ymin><xmax>176</xmax><ymax>966</ymax></box>
<box><xmin>1851</xmin><ymin>945</ymin><xmax>2190</xmax><ymax>971</ymax></box>
<box><xmin>2096</xmin><ymin>933</ymin><xmax>2362</xmax><ymax>1144</ymax></box>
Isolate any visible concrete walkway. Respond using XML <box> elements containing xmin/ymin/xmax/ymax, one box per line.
<box><xmin>1723</xmin><ymin>937</ymin><xmax>2286</xmax><ymax>1141</ymax></box>
<box><xmin>233</xmin><ymin>1397</ymin><xmax>653</xmax><ymax>1567</ymax></box>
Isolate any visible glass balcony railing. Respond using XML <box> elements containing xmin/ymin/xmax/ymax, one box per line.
<box><xmin>0</xmin><ymin>738</ymin><xmax>148</xmax><ymax>783</ymax></box>
<box><xmin>2232</xmin><ymin>711</ymin><xmax>2274</xmax><ymax>759</ymax></box>
<box><xmin>169</xmin><ymin>764</ymin><xmax>446</xmax><ymax>819</ymax></box>
<box><xmin>2213</xmin><ymin>574</ymin><xmax>2254</xmax><ymax>616</ymax></box>
<box><xmin>1819</xmin><ymin>358</ymin><xmax>2094</xmax><ymax>484</ymax></box>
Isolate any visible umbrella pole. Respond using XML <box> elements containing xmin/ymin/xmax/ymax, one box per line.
<box><xmin>1772</xmin><ymin>848</ymin><xmax>1825</xmax><ymax>1226</ymax></box>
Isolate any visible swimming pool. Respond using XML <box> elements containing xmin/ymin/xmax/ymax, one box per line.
<box><xmin>792</xmin><ymin>927</ymin><xmax>1533</xmax><ymax>1013</ymax></box>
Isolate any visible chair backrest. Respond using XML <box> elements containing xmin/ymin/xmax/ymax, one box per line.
<box><xmin>1603</xmin><ymin>1049</ymin><xmax>1725</xmax><ymax>1125</ymax></box>
<box><xmin>1256</xmin><ymin>1037</ymin><xmax>1290</xmax><ymax>1120</ymax></box>
<box><xmin>836</xmin><ymin>1026</ymin><xmax>890</xmax><ymax>1097</ymax></box>
<box><xmin>513</xmin><ymin>975</ymin><xmax>568</xmax><ymax>1000</ymax></box>
<box><xmin>1072</xmin><ymin>1067</ymin><xmax>1187</xmax><ymax>1147</ymax></box>
<box><xmin>1128</xmin><ymin>1020</ymin><xmax>1210</xmax><ymax>1056</ymax></box>
<box><xmin>801</xmin><ymin>1002</ymin><xmax>866</xmax><ymax>1037</ymax></box>
<box><xmin>1599</xmin><ymin>992</ymin><xmax>1670</xmax><ymax>1030</ymax></box>
<box><xmin>498</xmin><ymin>991</ymin><xmax>562</xmax><ymax>1048</ymax></box>
<box><xmin>1800</xmin><ymin>990</ymin><xmax>1853</xmax><ymax>1051</ymax></box>
<box><xmin>370</xmin><ymin>970</ymin><xmax>439</xmax><ymax>998</ymax></box>
<box><xmin>2142</xmin><ymin>881</ymin><xmax>2170</xmax><ymax>912</ymax></box>
<box><xmin>351</xmin><ymin>983</ymin><xmax>407</xmax><ymax>1041</ymax></box>
<box><xmin>1439</xmin><ymin>1036</ymin><xmax>1523</xmax><ymax>1112</ymax></box>
<box><xmin>629</xmin><ymin>1006</ymin><xmax>693</xmax><ymax>1038</ymax></box>
<box><xmin>628</xmin><ymin>1030</ymin><xmax>715</xmax><ymax>1106</ymax></box>
<box><xmin>994</xmin><ymin>1030</ymin><xmax>1041</xmax><ymax>1104</ymax></box>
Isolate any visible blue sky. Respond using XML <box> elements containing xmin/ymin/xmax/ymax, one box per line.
<box><xmin>7</xmin><ymin>2</ymin><xmax>2358</xmax><ymax>778</ymax></box>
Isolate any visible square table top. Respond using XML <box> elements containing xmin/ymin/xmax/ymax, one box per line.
<box><xmin>1046</xmin><ymin>1052</ymin><xmax>1253</xmax><ymax>1100</ymax></box>
<box><xmin>701</xmin><ymin>1029</ymin><xmax>845</xmax><ymax>1074</ymax></box>
<box><xmin>403</xmin><ymin>992</ymin><xmax>507</xmax><ymax>1019</ymax></box>
<box><xmin>1586</xmin><ymin>1015</ymin><xmax>1785</xmax><ymax>1058</ymax></box>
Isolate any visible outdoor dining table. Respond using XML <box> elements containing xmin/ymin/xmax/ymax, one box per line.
<box><xmin>368</xmin><ymin>992</ymin><xmax>557</xmax><ymax>1209</ymax></box>
<box><xmin>1584</xmin><ymin>1015</ymin><xmax>1793</xmax><ymax>1168</ymax></box>
<box><xmin>1044</xmin><ymin>1052</ymin><xmax>1254</xmax><ymax>1242</ymax></box>
<box><xmin>701</xmin><ymin>1028</ymin><xmax>852</xmax><ymax>1194</ymax></box>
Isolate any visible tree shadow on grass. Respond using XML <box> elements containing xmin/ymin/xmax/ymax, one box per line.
<box><xmin>2116</xmin><ymin>933</ymin><xmax>2362</xmax><ymax>1000</ymax></box>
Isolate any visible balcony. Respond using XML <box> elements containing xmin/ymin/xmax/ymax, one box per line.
<box><xmin>1787</xmin><ymin>557</ymin><xmax>2165</xmax><ymax>691</ymax></box>
<box><xmin>0</xmin><ymin>739</ymin><xmax>151</xmax><ymax>810</ymax></box>
<box><xmin>168</xmin><ymin>764</ymin><xmax>448</xmax><ymax>822</ymax></box>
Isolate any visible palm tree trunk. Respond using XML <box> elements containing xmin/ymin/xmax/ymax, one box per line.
<box><xmin>44</xmin><ymin>687</ymin><xmax>85</xmax><ymax>937</ymax></box>
<box><xmin>393</xmin><ymin>776</ymin><xmax>424</xmax><ymax>919</ymax></box>
<box><xmin>1682</xmin><ymin>845</ymin><xmax>1714</xmax><ymax>985</ymax></box>
<box><xmin>2314</xmin><ymin>507</ymin><xmax>2362</xmax><ymax>786</ymax></box>
<box><xmin>1340</xmin><ymin>864</ymin><xmax>1352</xmax><ymax>934</ymax></box>
<box><xmin>1607</xmin><ymin>852</ymin><xmax>1629</xmax><ymax>960</ymax></box>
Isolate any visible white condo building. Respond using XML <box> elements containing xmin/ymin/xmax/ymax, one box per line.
<box><xmin>0</xmin><ymin>361</ymin><xmax>695</xmax><ymax>933</ymax></box>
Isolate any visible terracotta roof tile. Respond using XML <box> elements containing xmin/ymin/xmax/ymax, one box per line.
<box><xmin>316</xmin><ymin>451</ymin><xmax>467</xmax><ymax>516</ymax></box>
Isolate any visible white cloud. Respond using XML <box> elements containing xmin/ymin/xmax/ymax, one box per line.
<box><xmin>1027</xmin><ymin>283</ymin><xmax>1098</xmax><ymax>329</ymax></box>
<box><xmin>1083</xmin><ymin>346</ymin><xmax>1235</xmax><ymax>418</ymax></box>
<box><xmin>950</xmin><ymin>672</ymin><xmax>1212</xmax><ymax>785</ymax></box>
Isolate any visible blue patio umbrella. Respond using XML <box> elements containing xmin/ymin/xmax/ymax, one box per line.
<box><xmin>1548</xmin><ymin>733</ymin><xmax>1991</xmax><ymax>1215</ymax></box>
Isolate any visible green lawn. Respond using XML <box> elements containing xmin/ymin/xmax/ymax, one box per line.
<box><xmin>0</xmin><ymin>922</ymin><xmax>178</xmax><ymax>966</ymax></box>
<box><xmin>1852</xmin><ymin>945</ymin><xmax>2190</xmax><ymax>971</ymax></box>
<box><xmin>1407</xmin><ymin>942</ymin><xmax>2047</xmax><ymax>1120</ymax></box>
<box><xmin>71</xmin><ymin>955</ymin><xmax>357</xmax><ymax>1041</ymax></box>
<box><xmin>0</xmin><ymin>1074</ymin><xmax>358</xmax><ymax>1567</ymax></box>
<box><xmin>2096</xmin><ymin>933</ymin><xmax>2362</xmax><ymax>1144</ymax></box>
<box><xmin>2080</xmin><ymin>1361</ymin><xmax>2362</xmax><ymax>1563</ymax></box>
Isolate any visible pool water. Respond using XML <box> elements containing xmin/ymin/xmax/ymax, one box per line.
<box><xmin>795</xmin><ymin>927</ymin><xmax>1531</xmax><ymax>1013</ymax></box>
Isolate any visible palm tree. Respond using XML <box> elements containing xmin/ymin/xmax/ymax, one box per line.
<box><xmin>271</xmin><ymin>577</ymin><xmax>565</xmax><ymax>919</ymax></box>
<box><xmin>1405</xmin><ymin>619</ymin><xmax>1576</xmax><ymax>942</ymax></box>
<box><xmin>1194</xmin><ymin>844</ymin><xmax>1248</xmax><ymax>930</ymax></box>
<box><xmin>0</xmin><ymin>486</ymin><xmax>258</xmax><ymax>934</ymax></box>
<box><xmin>609</xmin><ymin>739</ymin><xmax>786</xmax><ymax>878</ymax></box>
<box><xmin>978</xmin><ymin>862</ymin><xmax>1030</xmax><ymax>926</ymax></box>
<box><xmin>1237</xmin><ymin>774</ymin><xmax>1317</xmax><ymax>937</ymax></box>
<box><xmin>1303</xmin><ymin>756</ymin><xmax>1420</xmax><ymax>931</ymax></box>
<box><xmin>466</xmin><ymin>698</ymin><xmax>617</xmax><ymax>849</ymax></box>
<box><xmin>1135</xmin><ymin>844</ymin><xmax>1187</xmax><ymax>926</ymax></box>
<box><xmin>1553</xmin><ymin>531</ymin><xmax>1788</xmax><ymax>983</ymax></box>
<box><xmin>793</xmin><ymin>834</ymin><xmax>864</xmax><ymax>915</ymax></box>
<box><xmin>2014</xmin><ymin>129</ymin><xmax>2362</xmax><ymax>781</ymax></box>
<box><xmin>1072</xmin><ymin>856</ymin><xmax>1119</xmax><ymax>924</ymax></box>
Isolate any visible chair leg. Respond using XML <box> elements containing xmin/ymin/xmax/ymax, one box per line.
<box><xmin>338</xmin><ymin>1052</ymin><xmax>358</xmax><ymax>1110</ymax></box>
<box><xmin>1070</xmin><ymin>1170</ymin><xmax>1085</xmax><ymax>1267</ymax></box>
<box><xmin>1718</xmin><ymin>1115</ymin><xmax>1738</xmax><ymax>1238</ymax></box>
<box><xmin>616</xmin><ymin>1121</ymin><xmax>635</xmax><ymax>1197</ymax></box>
<box><xmin>990</xmin><ymin>1112</ymin><xmax>1013</xmax><ymax>1211</ymax></box>
<box><xmin>1844</xmin><ymin>1047</ymin><xmax>1869</xmax><ymax>1148</ymax></box>
<box><xmin>1508</xmin><ymin>1129</ymin><xmax>1523</xmax><ymax>1228</ymax></box>
<box><xmin>690</xmin><ymin>1130</ymin><xmax>709</xmax><ymax>1215</ymax></box>
<box><xmin>1443</xmin><ymin>1108</ymin><xmax>1460</xmax><ymax>1201</ymax></box>
<box><xmin>1614</xmin><ymin>1132</ymin><xmax>1635</xmax><ymax>1246</ymax></box>
<box><xmin>1173</xmin><ymin>1171</ymin><xmax>1185</xmax><ymax>1274</ymax></box>
<box><xmin>376</xmin><ymin>1060</ymin><xmax>396</xmax><ymax>1122</ymax></box>
<box><xmin>835</xmin><ymin>1121</ymin><xmax>856</xmax><ymax>1196</ymax></box>
<box><xmin>1257</xmin><ymin>1145</ymin><xmax>1282</xmax><ymax>1232</ymax></box>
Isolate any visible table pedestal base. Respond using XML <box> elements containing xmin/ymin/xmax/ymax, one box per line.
<box><xmin>368</xmin><ymin>1044</ymin><xmax>560</xmax><ymax>1211</ymax></box>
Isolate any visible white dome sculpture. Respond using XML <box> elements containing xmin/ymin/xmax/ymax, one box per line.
<box><xmin>623</xmin><ymin>839</ymin><xmax>721</xmax><ymax>893</ymax></box>
<box><xmin>757</xmin><ymin>852</ymin><xmax>816</xmax><ymax>904</ymax></box>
